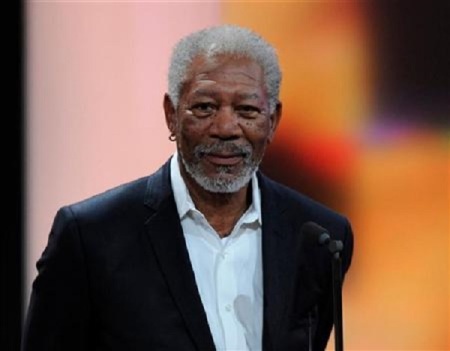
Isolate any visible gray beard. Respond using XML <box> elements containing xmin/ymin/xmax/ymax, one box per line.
<box><xmin>179</xmin><ymin>142</ymin><xmax>260</xmax><ymax>193</ymax></box>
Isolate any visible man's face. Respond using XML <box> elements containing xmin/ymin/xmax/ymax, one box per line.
<box><xmin>165</xmin><ymin>54</ymin><xmax>281</xmax><ymax>193</ymax></box>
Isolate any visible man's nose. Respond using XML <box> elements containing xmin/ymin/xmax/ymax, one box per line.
<box><xmin>209</xmin><ymin>106</ymin><xmax>242</xmax><ymax>139</ymax></box>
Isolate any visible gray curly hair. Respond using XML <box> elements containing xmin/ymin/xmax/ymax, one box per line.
<box><xmin>168</xmin><ymin>24</ymin><xmax>282</xmax><ymax>113</ymax></box>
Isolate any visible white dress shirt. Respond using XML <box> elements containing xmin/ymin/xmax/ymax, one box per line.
<box><xmin>170</xmin><ymin>153</ymin><xmax>263</xmax><ymax>351</ymax></box>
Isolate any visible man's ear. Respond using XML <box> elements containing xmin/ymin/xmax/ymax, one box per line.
<box><xmin>163</xmin><ymin>93</ymin><xmax>177</xmax><ymax>134</ymax></box>
<box><xmin>267</xmin><ymin>102</ymin><xmax>282</xmax><ymax>144</ymax></box>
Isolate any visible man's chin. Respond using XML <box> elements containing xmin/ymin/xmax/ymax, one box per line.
<box><xmin>192</xmin><ymin>172</ymin><xmax>253</xmax><ymax>194</ymax></box>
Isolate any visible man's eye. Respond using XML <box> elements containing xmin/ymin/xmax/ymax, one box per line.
<box><xmin>190</xmin><ymin>103</ymin><xmax>216</xmax><ymax>117</ymax></box>
<box><xmin>236</xmin><ymin>105</ymin><xmax>261</xmax><ymax>118</ymax></box>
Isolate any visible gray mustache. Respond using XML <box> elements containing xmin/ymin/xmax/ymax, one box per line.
<box><xmin>194</xmin><ymin>142</ymin><xmax>253</xmax><ymax>158</ymax></box>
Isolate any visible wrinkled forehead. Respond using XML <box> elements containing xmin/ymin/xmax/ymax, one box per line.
<box><xmin>185</xmin><ymin>54</ymin><xmax>264</xmax><ymax>84</ymax></box>
<box><xmin>181</xmin><ymin>53</ymin><xmax>266</xmax><ymax>95</ymax></box>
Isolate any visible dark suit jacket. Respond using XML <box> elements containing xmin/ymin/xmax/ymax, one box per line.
<box><xmin>22</xmin><ymin>159</ymin><xmax>353</xmax><ymax>351</ymax></box>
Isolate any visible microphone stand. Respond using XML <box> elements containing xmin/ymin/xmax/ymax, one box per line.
<box><xmin>302</xmin><ymin>222</ymin><xmax>346</xmax><ymax>351</ymax></box>
<box><xmin>328</xmin><ymin>240</ymin><xmax>344</xmax><ymax>351</ymax></box>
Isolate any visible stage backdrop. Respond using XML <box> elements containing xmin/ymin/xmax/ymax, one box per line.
<box><xmin>26</xmin><ymin>1</ymin><xmax>448</xmax><ymax>350</ymax></box>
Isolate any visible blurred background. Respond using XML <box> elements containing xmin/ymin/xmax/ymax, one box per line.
<box><xmin>7</xmin><ymin>1</ymin><xmax>448</xmax><ymax>350</ymax></box>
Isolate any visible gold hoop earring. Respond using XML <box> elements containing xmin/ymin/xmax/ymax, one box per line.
<box><xmin>168</xmin><ymin>134</ymin><xmax>176</xmax><ymax>142</ymax></box>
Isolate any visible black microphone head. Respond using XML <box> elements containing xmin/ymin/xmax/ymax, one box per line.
<box><xmin>328</xmin><ymin>239</ymin><xmax>344</xmax><ymax>253</ymax></box>
<box><xmin>300</xmin><ymin>221</ymin><xmax>331</xmax><ymax>247</ymax></box>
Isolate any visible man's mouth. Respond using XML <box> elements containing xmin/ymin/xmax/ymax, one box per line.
<box><xmin>202</xmin><ymin>153</ymin><xmax>245</xmax><ymax>166</ymax></box>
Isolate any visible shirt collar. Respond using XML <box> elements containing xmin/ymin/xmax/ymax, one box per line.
<box><xmin>170</xmin><ymin>152</ymin><xmax>262</xmax><ymax>225</ymax></box>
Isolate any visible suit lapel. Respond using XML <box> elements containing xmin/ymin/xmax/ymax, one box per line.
<box><xmin>259</xmin><ymin>174</ymin><xmax>303</xmax><ymax>351</ymax></box>
<box><xmin>143</xmin><ymin>161</ymin><xmax>216</xmax><ymax>351</ymax></box>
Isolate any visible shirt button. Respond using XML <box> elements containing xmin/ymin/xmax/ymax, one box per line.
<box><xmin>225</xmin><ymin>304</ymin><xmax>232</xmax><ymax>312</ymax></box>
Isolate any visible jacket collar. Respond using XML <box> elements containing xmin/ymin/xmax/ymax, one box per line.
<box><xmin>258</xmin><ymin>173</ymin><xmax>300</xmax><ymax>350</ymax></box>
<box><xmin>143</xmin><ymin>158</ymin><xmax>173</xmax><ymax>210</ymax></box>
<box><xmin>143</xmin><ymin>158</ymin><xmax>215</xmax><ymax>351</ymax></box>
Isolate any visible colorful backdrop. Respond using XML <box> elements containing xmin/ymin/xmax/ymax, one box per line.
<box><xmin>26</xmin><ymin>1</ymin><xmax>449</xmax><ymax>349</ymax></box>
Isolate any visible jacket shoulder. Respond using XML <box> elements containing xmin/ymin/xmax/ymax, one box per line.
<box><xmin>259</xmin><ymin>172</ymin><xmax>354</xmax><ymax>273</ymax></box>
<box><xmin>63</xmin><ymin>159</ymin><xmax>171</xmax><ymax>226</ymax></box>
<box><xmin>261</xmin><ymin>175</ymin><xmax>347</xmax><ymax>222</ymax></box>
<box><xmin>259</xmin><ymin>173</ymin><xmax>353</xmax><ymax>243</ymax></box>
<box><xmin>67</xmin><ymin>176</ymin><xmax>150</xmax><ymax>221</ymax></box>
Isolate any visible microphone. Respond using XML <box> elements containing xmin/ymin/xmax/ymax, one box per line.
<box><xmin>300</xmin><ymin>221</ymin><xmax>330</xmax><ymax>245</ymax></box>
<box><xmin>299</xmin><ymin>221</ymin><xmax>345</xmax><ymax>351</ymax></box>
<box><xmin>300</xmin><ymin>221</ymin><xmax>343</xmax><ymax>255</ymax></box>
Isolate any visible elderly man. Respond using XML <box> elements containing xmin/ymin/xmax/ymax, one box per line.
<box><xmin>22</xmin><ymin>25</ymin><xmax>353</xmax><ymax>351</ymax></box>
